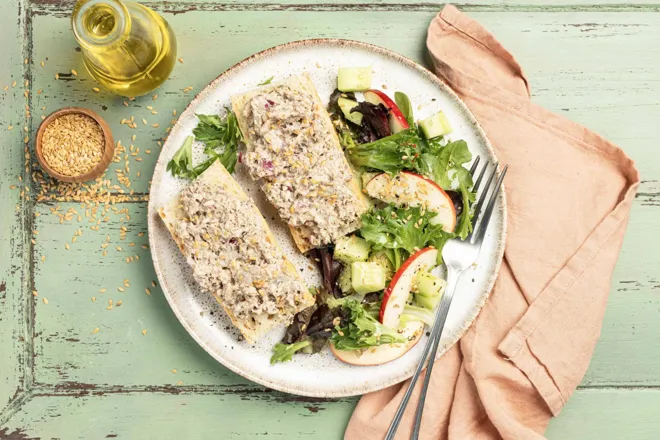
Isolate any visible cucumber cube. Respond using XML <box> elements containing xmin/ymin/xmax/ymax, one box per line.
<box><xmin>337</xmin><ymin>97</ymin><xmax>363</xmax><ymax>125</ymax></box>
<box><xmin>351</xmin><ymin>261</ymin><xmax>386</xmax><ymax>295</ymax></box>
<box><xmin>419</xmin><ymin>111</ymin><xmax>453</xmax><ymax>139</ymax></box>
<box><xmin>337</xmin><ymin>265</ymin><xmax>354</xmax><ymax>295</ymax></box>
<box><xmin>414</xmin><ymin>271</ymin><xmax>447</xmax><ymax>309</ymax></box>
<box><xmin>337</xmin><ymin>67</ymin><xmax>372</xmax><ymax>92</ymax></box>
<box><xmin>334</xmin><ymin>235</ymin><xmax>371</xmax><ymax>264</ymax></box>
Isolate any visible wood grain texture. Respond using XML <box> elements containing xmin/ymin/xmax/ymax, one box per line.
<box><xmin>2</xmin><ymin>2</ymin><xmax>660</xmax><ymax>439</ymax></box>
<box><xmin>0</xmin><ymin>0</ymin><xmax>33</xmax><ymax>427</ymax></box>
<box><xmin>2</xmin><ymin>389</ymin><xmax>660</xmax><ymax>439</ymax></box>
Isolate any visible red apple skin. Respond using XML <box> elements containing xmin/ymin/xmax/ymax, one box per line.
<box><xmin>363</xmin><ymin>89</ymin><xmax>410</xmax><ymax>133</ymax></box>
<box><xmin>330</xmin><ymin>321</ymin><xmax>424</xmax><ymax>366</ymax></box>
<box><xmin>379</xmin><ymin>247</ymin><xmax>438</xmax><ymax>327</ymax></box>
<box><xmin>365</xmin><ymin>171</ymin><xmax>457</xmax><ymax>233</ymax></box>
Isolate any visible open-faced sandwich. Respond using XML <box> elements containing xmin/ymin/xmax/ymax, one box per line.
<box><xmin>164</xmin><ymin>67</ymin><xmax>476</xmax><ymax>365</ymax></box>
<box><xmin>158</xmin><ymin>161</ymin><xmax>314</xmax><ymax>344</ymax></box>
<box><xmin>231</xmin><ymin>74</ymin><xmax>370</xmax><ymax>252</ymax></box>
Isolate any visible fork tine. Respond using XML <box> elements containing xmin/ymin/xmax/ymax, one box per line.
<box><xmin>473</xmin><ymin>165</ymin><xmax>508</xmax><ymax>244</ymax></box>
<box><xmin>469</xmin><ymin>156</ymin><xmax>481</xmax><ymax>176</ymax></box>
<box><xmin>472</xmin><ymin>161</ymin><xmax>489</xmax><ymax>194</ymax></box>
<box><xmin>471</xmin><ymin>163</ymin><xmax>498</xmax><ymax>230</ymax></box>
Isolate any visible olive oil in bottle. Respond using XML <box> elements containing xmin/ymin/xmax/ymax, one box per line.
<box><xmin>71</xmin><ymin>0</ymin><xmax>177</xmax><ymax>97</ymax></box>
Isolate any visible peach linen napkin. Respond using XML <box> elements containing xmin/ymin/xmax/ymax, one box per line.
<box><xmin>345</xmin><ymin>5</ymin><xmax>640</xmax><ymax>439</ymax></box>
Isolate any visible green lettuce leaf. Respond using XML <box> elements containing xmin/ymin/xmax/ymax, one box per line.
<box><xmin>394</xmin><ymin>91</ymin><xmax>415</xmax><ymax>128</ymax></box>
<box><xmin>330</xmin><ymin>298</ymin><xmax>405</xmax><ymax>351</ymax></box>
<box><xmin>345</xmin><ymin>129</ymin><xmax>422</xmax><ymax>174</ymax></box>
<box><xmin>360</xmin><ymin>204</ymin><xmax>454</xmax><ymax>262</ymax></box>
<box><xmin>270</xmin><ymin>340</ymin><xmax>311</xmax><ymax>364</ymax></box>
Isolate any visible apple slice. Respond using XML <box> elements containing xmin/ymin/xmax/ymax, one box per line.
<box><xmin>330</xmin><ymin>321</ymin><xmax>424</xmax><ymax>366</ymax></box>
<box><xmin>363</xmin><ymin>89</ymin><xmax>410</xmax><ymax>134</ymax></box>
<box><xmin>365</xmin><ymin>171</ymin><xmax>457</xmax><ymax>233</ymax></box>
<box><xmin>379</xmin><ymin>248</ymin><xmax>439</xmax><ymax>328</ymax></box>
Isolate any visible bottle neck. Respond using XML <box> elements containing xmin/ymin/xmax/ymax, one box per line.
<box><xmin>71</xmin><ymin>0</ymin><xmax>131</xmax><ymax>50</ymax></box>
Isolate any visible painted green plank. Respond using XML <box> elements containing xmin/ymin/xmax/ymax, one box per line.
<box><xmin>2</xmin><ymin>392</ymin><xmax>357</xmax><ymax>439</ymax></box>
<box><xmin>2</xmin><ymin>389</ymin><xmax>660</xmax><ymax>439</ymax></box>
<box><xmin>0</xmin><ymin>0</ymin><xmax>31</xmax><ymax>423</ymax></box>
<box><xmin>32</xmin><ymin>202</ymin><xmax>250</xmax><ymax>387</ymax></box>
<box><xmin>546</xmin><ymin>389</ymin><xmax>660</xmax><ymax>439</ymax></box>
<box><xmin>28</xmin><ymin>0</ymin><xmax>660</xmax><ymax>9</ymax></box>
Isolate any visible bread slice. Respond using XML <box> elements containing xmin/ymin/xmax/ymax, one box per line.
<box><xmin>158</xmin><ymin>161</ymin><xmax>314</xmax><ymax>344</ymax></box>
<box><xmin>231</xmin><ymin>74</ymin><xmax>369</xmax><ymax>253</ymax></box>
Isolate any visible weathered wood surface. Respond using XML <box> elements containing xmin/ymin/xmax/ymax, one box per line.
<box><xmin>2</xmin><ymin>0</ymin><xmax>660</xmax><ymax>438</ymax></box>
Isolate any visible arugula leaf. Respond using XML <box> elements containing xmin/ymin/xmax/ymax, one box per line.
<box><xmin>346</xmin><ymin>129</ymin><xmax>422</xmax><ymax>174</ymax></box>
<box><xmin>330</xmin><ymin>298</ymin><xmax>405</xmax><ymax>351</ymax></box>
<box><xmin>270</xmin><ymin>340</ymin><xmax>311</xmax><ymax>364</ymax></box>
<box><xmin>258</xmin><ymin>76</ymin><xmax>274</xmax><ymax>86</ymax></box>
<box><xmin>394</xmin><ymin>91</ymin><xmax>415</xmax><ymax>128</ymax></box>
<box><xmin>360</xmin><ymin>204</ymin><xmax>453</xmax><ymax>259</ymax></box>
<box><xmin>167</xmin><ymin>110</ymin><xmax>242</xmax><ymax>179</ymax></box>
<box><xmin>166</xmin><ymin>136</ymin><xmax>197</xmax><ymax>180</ymax></box>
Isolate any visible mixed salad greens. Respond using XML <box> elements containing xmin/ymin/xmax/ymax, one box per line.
<box><xmin>272</xmin><ymin>68</ymin><xmax>476</xmax><ymax>364</ymax></box>
<box><xmin>164</xmin><ymin>68</ymin><xmax>477</xmax><ymax>366</ymax></box>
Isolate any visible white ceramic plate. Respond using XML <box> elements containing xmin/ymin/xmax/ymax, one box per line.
<box><xmin>148</xmin><ymin>39</ymin><xmax>506</xmax><ymax>397</ymax></box>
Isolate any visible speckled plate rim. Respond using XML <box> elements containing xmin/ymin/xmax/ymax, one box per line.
<box><xmin>148</xmin><ymin>38</ymin><xmax>507</xmax><ymax>397</ymax></box>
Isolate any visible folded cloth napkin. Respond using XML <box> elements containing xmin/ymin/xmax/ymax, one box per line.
<box><xmin>345</xmin><ymin>5</ymin><xmax>640</xmax><ymax>439</ymax></box>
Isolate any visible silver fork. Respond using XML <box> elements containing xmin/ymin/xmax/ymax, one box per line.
<box><xmin>384</xmin><ymin>158</ymin><xmax>508</xmax><ymax>440</ymax></box>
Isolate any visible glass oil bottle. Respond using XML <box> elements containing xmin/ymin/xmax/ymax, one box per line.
<box><xmin>71</xmin><ymin>0</ymin><xmax>177</xmax><ymax>97</ymax></box>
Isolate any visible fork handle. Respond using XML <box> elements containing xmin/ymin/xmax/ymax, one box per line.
<box><xmin>411</xmin><ymin>267</ymin><xmax>461</xmax><ymax>440</ymax></box>
<box><xmin>384</xmin><ymin>267</ymin><xmax>461</xmax><ymax>440</ymax></box>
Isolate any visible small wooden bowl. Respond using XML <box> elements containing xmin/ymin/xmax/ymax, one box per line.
<box><xmin>35</xmin><ymin>107</ymin><xmax>115</xmax><ymax>183</ymax></box>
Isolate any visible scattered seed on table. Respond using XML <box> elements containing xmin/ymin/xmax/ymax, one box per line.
<box><xmin>32</xmin><ymin>290</ymin><xmax>38</xmax><ymax>296</ymax></box>
<box><xmin>145</xmin><ymin>288</ymin><xmax>151</xmax><ymax>295</ymax></box>
<box><xmin>40</xmin><ymin>60</ymin><xmax>45</xmax><ymax>67</ymax></box>
<box><xmin>106</xmin><ymin>305</ymin><xmax>113</xmax><ymax>310</ymax></box>
<box><xmin>91</xmin><ymin>296</ymin><xmax>96</xmax><ymax>302</ymax></box>
<box><xmin>65</xmin><ymin>243</ymin><xmax>70</xmax><ymax>250</ymax></box>
<box><xmin>171</xmin><ymin>369</ymin><xmax>177</xmax><ymax>374</ymax></box>
<box><xmin>93</xmin><ymin>87</ymin><xmax>100</xmax><ymax>93</ymax></box>
<box><xmin>178</xmin><ymin>57</ymin><xmax>184</xmax><ymax>63</ymax></box>
<box><xmin>71</xmin><ymin>69</ymin><xmax>78</xmax><ymax>76</ymax></box>
<box><xmin>92</xmin><ymin>327</ymin><xmax>99</xmax><ymax>334</ymax></box>
<box><xmin>117</xmin><ymin>287</ymin><xmax>124</xmax><ymax>292</ymax></box>
<box><xmin>99</xmin><ymin>288</ymin><xmax>106</xmax><ymax>293</ymax></box>
<box><xmin>116</xmin><ymin>300</ymin><xmax>123</xmax><ymax>306</ymax></box>
<box><xmin>152</xmin><ymin>94</ymin><xmax>158</xmax><ymax>101</ymax></box>
<box><xmin>177</xmin><ymin>381</ymin><xmax>183</xmax><ymax>386</ymax></box>
<box><xmin>12</xmin><ymin>80</ymin><xmax>16</xmax><ymax>87</ymax></box>
<box><xmin>116</xmin><ymin>246</ymin><xmax>123</xmax><ymax>251</ymax></box>
<box><xmin>42</xmin><ymin>297</ymin><xmax>48</xmax><ymax>304</ymax></box>
<box><xmin>152</xmin><ymin>281</ymin><xmax>157</xmax><ymax>287</ymax></box>
<box><xmin>142</xmin><ymin>329</ymin><xmax>147</xmax><ymax>335</ymax></box>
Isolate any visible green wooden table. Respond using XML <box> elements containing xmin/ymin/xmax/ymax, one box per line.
<box><xmin>1</xmin><ymin>0</ymin><xmax>659</xmax><ymax>438</ymax></box>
